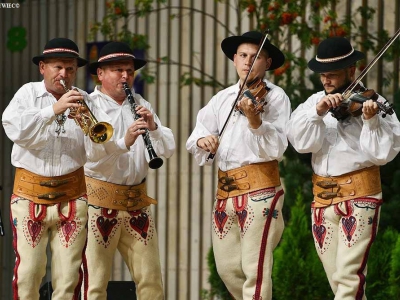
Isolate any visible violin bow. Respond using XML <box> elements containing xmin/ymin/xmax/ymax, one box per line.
<box><xmin>206</xmin><ymin>30</ymin><xmax>270</xmax><ymax>161</ymax></box>
<box><xmin>343</xmin><ymin>27</ymin><xmax>400</xmax><ymax>99</ymax></box>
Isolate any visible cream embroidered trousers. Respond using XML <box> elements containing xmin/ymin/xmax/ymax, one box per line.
<box><xmin>10</xmin><ymin>196</ymin><xmax>88</xmax><ymax>300</ymax></box>
<box><xmin>311</xmin><ymin>193</ymin><xmax>382</xmax><ymax>300</ymax></box>
<box><xmin>82</xmin><ymin>205</ymin><xmax>164</xmax><ymax>300</ymax></box>
<box><xmin>212</xmin><ymin>186</ymin><xmax>285</xmax><ymax>300</ymax></box>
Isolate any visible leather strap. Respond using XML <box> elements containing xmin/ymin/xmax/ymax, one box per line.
<box><xmin>85</xmin><ymin>176</ymin><xmax>157</xmax><ymax>211</ymax></box>
<box><xmin>13</xmin><ymin>167</ymin><xmax>86</xmax><ymax>204</ymax></box>
<box><xmin>312</xmin><ymin>165</ymin><xmax>381</xmax><ymax>207</ymax></box>
<box><xmin>216</xmin><ymin>161</ymin><xmax>281</xmax><ymax>199</ymax></box>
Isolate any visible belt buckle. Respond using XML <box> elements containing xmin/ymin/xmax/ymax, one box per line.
<box><xmin>40</xmin><ymin>179</ymin><xmax>69</xmax><ymax>187</ymax></box>
<box><xmin>120</xmin><ymin>189</ymin><xmax>142</xmax><ymax>210</ymax></box>
<box><xmin>221</xmin><ymin>184</ymin><xmax>238</xmax><ymax>192</ymax></box>
<box><xmin>316</xmin><ymin>180</ymin><xmax>337</xmax><ymax>189</ymax></box>
<box><xmin>317</xmin><ymin>191</ymin><xmax>337</xmax><ymax>200</ymax></box>
<box><xmin>123</xmin><ymin>189</ymin><xmax>141</xmax><ymax>199</ymax></box>
<box><xmin>38</xmin><ymin>192</ymin><xmax>66</xmax><ymax>200</ymax></box>
<box><xmin>126</xmin><ymin>198</ymin><xmax>142</xmax><ymax>210</ymax></box>
<box><xmin>219</xmin><ymin>176</ymin><xmax>234</xmax><ymax>184</ymax></box>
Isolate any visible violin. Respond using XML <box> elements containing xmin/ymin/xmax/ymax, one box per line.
<box><xmin>330</xmin><ymin>85</ymin><xmax>394</xmax><ymax>121</ymax></box>
<box><xmin>235</xmin><ymin>77</ymin><xmax>270</xmax><ymax>115</ymax></box>
<box><xmin>330</xmin><ymin>27</ymin><xmax>399</xmax><ymax>121</ymax></box>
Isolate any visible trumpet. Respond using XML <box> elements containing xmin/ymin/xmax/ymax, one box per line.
<box><xmin>60</xmin><ymin>79</ymin><xmax>114</xmax><ymax>143</ymax></box>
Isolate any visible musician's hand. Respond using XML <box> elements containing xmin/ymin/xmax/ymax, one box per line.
<box><xmin>197</xmin><ymin>135</ymin><xmax>219</xmax><ymax>154</ymax></box>
<box><xmin>316</xmin><ymin>93</ymin><xmax>343</xmax><ymax>116</ymax></box>
<box><xmin>124</xmin><ymin>118</ymin><xmax>148</xmax><ymax>148</ymax></box>
<box><xmin>53</xmin><ymin>90</ymin><xmax>83</xmax><ymax>115</ymax></box>
<box><xmin>237</xmin><ymin>96</ymin><xmax>262</xmax><ymax>129</ymax></box>
<box><xmin>135</xmin><ymin>105</ymin><xmax>157</xmax><ymax>131</ymax></box>
<box><xmin>362</xmin><ymin>99</ymin><xmax>379</xmax><ymax>120</ymax></box>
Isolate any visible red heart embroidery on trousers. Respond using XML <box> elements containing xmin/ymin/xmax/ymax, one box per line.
<box><xmin>61</xmin><ymin>220</ymin><xmax>77</xmax><ymax>243</ymax></box>
<box><xmin>96</xmin><ymin>216</ymin><xmax>118</xmax><ymax>243</ymax></box>
<box><xmin>129</xmin><ymin>213</ymin><xmax>149</xmax><ymax>239</ymax></box>
<box><xmin>27</xmin><ymin>220</ymin><xmax>42</xmax><ymax>243</ymax></box>
<box><xmin>214</xmin><ymin>211</ymin><xmax>228</xmax><ymax>234</ymax></box>
<box><xmin>342</xmin><ymin>216</ymin><xmax>356</xmax><ymax>241</ymax></box>
<box><xmin>313</xmin><ymin>224</ymin><xmax>326</xmax><ymax>249</ymax></box>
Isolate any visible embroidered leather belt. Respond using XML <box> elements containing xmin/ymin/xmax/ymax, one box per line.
<box><xmin>216</xmin><ymin>161</ymin><xmax>281</xmax><ymax>200</ymax></box>
<box><xmin>13</xmin><ymin>167</ymin><xmax>86</xmax><ymax>204</ymax></box>
<box><xmin>312</xmin><ymin>165</ymin><xmax>381</xmax><ymax>207</ymax></box>
<box><xmin>85</xmin><ymin>176</ymin><xmax>157</xmax><ymax>211</ymax></box>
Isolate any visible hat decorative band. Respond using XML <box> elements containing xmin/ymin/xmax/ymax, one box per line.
<box><xmin>43</xmin><ymin>48</ymin><xmax>79</xmax><ymax>55</ymax></box>
<box><xmin>98</xmin><ymin>52</ymin><xmax>136</xmax><ymax>62</ymax></box>
<box><xmin>315</xmin><ymin>48</ymin><xmax>354</xmax><ymax>63</ymax></box>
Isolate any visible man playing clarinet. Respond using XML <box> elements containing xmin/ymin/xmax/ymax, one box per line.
<box><xmin>81</xmin><ymin>41</ymin><xmax>175</xmax><ymax>300</ymax></box>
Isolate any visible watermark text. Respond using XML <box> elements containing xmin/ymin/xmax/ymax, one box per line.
<box><xmin>0</xmin><ymin>3</ymin><xmax>20</xmax><ymax>8</ymax></box>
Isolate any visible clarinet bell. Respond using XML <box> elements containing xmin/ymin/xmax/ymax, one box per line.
<box><xmin>148</xmin><ymin>149</ymin><xmax>164</xmax><ymax>169</ymax></box>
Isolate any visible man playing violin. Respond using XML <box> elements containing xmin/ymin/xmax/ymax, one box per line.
<box><xmin>81</xmin><ymin>41</ymin><xmax>175</xmax><ymax>300</ymax></box>
<box><xmin>2</xmin><ymin>38</ymin><xmax>90</xmax><ymax>300</ymax></box>
<box><xmin>287</xmin><ymin>37</ymin><xmax>400</xmax><ymax>299</ymax></box>
<box><xmin>187</xmin><ymin>31</ymin><xmax>291</xmax><ymax>300</ymax></box>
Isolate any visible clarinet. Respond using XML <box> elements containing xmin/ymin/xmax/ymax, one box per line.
<box><xmin>122</xmin><ymin>82</ymin><xmax>164</xmax><ymax>169</ymax></box>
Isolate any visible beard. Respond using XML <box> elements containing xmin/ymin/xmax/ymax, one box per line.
<box><xmin>324</xmin><ymin>79</ymin><xmax>353</xmax><ymax>95</ymax></box>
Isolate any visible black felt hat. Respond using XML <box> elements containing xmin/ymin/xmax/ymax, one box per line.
<box><xmin>308</xmin><ymin>37</ymin><xmax>365</xmax><ymax>73</ymax></box>
<box><xmin>88</xmin><ymin>41</ymin><xmax>147</xmax><ymax>75</ymax></box>
<box><xmin>32</xmin><ymin>38</ymin><xmax>88</xmax><ymax>67</ymax></box>
<box><xmin>221</xmin><ymin>31</ymin><xmax>285</xmax><ymax>71</ymax></box>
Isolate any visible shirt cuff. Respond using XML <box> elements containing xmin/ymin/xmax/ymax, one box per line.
<box><xmin>362</xmin><ymin>114</ymin><xmax>379</xmax><ymax>129</ymax></box>
<box><xmin>247</xmin><ymin>122</ymin><xmax>265</xmax><ymax>135</ymax></box>
<box><xmin>116</xmin><ymin>137</ymin><xmax>130</xmax><ymax>153</ymax></box>
<box><xmin>41</xmin><ymin>105</ymin><xmax>56</xmax><ymax>121</ymax></box>
<box><xmin>148</xmin><ymin>123</ymin><xmax>162</xmax><ymax>139</ymax></box>
<box><xmin>307</xmin><ymin>106</ymin><xmax>326</xmax><ymax>122</ymax></box>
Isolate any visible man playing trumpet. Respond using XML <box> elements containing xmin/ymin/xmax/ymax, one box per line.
<box><xmin>2</xmin><ymin>38</ymin><xmax>91</xmax><ymax>300</ymax></box>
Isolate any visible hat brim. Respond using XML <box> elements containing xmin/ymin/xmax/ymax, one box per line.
<box><xmin>88</xmin><ymin>57</ymin><xmax>147</xmax><ymax>75</ymax></box>
<box><xmin>221</xmin><ymin>36</ymin><xmax>285</xmax><ymax>70</ymax></box>
<box><xmin>308</xmin><ymin>50</ymin><xmax>365</xmax><ymax>73</ymax></box>
<box><xmin>32</xmin><ymin>53</ymin><xmax>88</xmax><ymax>67</ymax></box>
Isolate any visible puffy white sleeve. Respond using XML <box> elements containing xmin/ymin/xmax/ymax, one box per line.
<box><xmin>244</xmin><ymin>87</ymin><xmax>291</xmax><ymax>160</ymax></box>
<box><xmin>287</xmin><ymin>93</ymin><xmax>327</xmax><ymax>154</ymax></box>
<box><xmin>360</xmin><ymin>95</ymin><xmax>400</xmax><ymax>164</ymax></box>
<box><xmin>2</xmin><ymin>83</ymin><xmax>55</xmax><ymax>150</ymax></box>
<box><xmin>186</xmin><ymin>95</ymin><xmax>219</xmax><ymax>166</ymax></box>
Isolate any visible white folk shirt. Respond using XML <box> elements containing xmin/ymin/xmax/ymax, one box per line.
<box><xmin>186</xmin><ymin>79</ymin><xmax>291</xmax><ymax>172</ymax></box>
<box><xmin>286</xmin><ymin>90</ymin><xmax>400</xmax><ymax>177</ymax></box>
<box><xmin>84</xmin><ymin>86</ymin><xmax>175</xmax><ymax>186</ymax></box>
<box><xmin>2</xmin><ymin>81</ymin><xmax>88</xmax><ymax>177</ymax></box>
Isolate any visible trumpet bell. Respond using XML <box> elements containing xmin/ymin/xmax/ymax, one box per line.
<box><xmin>89</xmin><ymin>122</ymin><xmax>114</xmax><ymax>143</ymax></box>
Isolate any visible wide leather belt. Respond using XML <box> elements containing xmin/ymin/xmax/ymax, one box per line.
<box><xmin>13</xmin><ymin>167</ymin><xmax>86</xmax><ymax>204</ymax></box>
<box><xmin>85</xmin><ymin>176</ymin><xmax>157</xmax><ymax>211</ymax></box>
<box><xmin>312</xmin><ymin>165</ymin><xmax>381</xmax><ymax>207</ymax></box>
<box><xmin>216</xmin><ymin>161</ymin><xmax>281</xmax><ymax>200</ymax></box>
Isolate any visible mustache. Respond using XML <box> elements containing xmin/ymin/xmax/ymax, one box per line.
<box><xmin>324</xmin><ymin>80</ymin><xmax>352</xmax><ymax>95</ymax></box>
